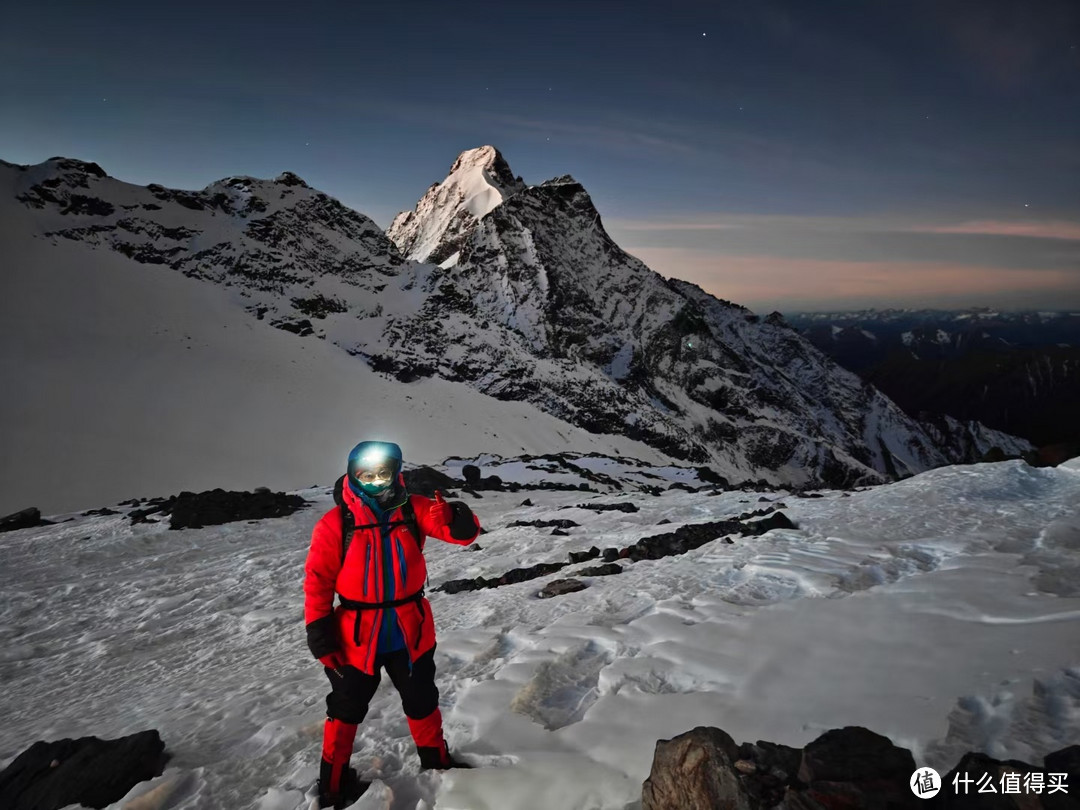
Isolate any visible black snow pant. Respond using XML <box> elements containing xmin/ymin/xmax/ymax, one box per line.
<box><xmin>324</xmin><ymin>646</ymin><xmax>439</xmax><ymax>724</ymax></box>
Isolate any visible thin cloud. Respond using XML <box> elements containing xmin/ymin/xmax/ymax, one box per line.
<box><xmin>627</xmin><ymin>246</ymin><xmax>1080</xmax><ymax>312</ymax></box>
<box><xmin>610</xmin><ymin>214</ymin><xmax>1080</xmax><ymax>241</ymax></box>
<box><xmin>915</xmin><ymin>220</ymin><xmax>1080</xmax><ymax>241</ymax></box>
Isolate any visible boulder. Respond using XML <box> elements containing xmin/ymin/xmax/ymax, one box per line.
<box><xmin>748</xmin><ymin>512</ymin><xmax>797</xmax><ymax>533</ymax></box>
<box><xmin>569</xmin><ymin>501</ymin><xmax>639</xmax><ymax>513</ymax></box>
<box><xmin>537</xmin><ymin>578</ymin><xmax>587</xmax><ymax>599</ymax></box>
<box><xmin>402</xmin><ymin>466</ymin><xmax>461</xmax><ymax>497</ymax></box>
<box><xmin>568</xmin><ymin>547</ymin><xmax>601</xmax><ymax>564</ymax></box>
<box><xmin>462</xmin><ymin>464</ymin><xmax>481</xmax><ymax>485</ymax></box>
<box><xmin>578</xmin><ymin>562</ymin><xmax>623</xmax><ymax>577</ymax></box>
<box><xmin>642</xmin><ymin>726</ymin><xmax>752</xmax><ymax>810</ymax></box>
<box><xmin>167</xmin><ymin>488</ymin><xmax>308</xmax><ymax>529</ymax></box>
<box><xmin>0</xmin><ymin>507</ymin><xmax>51</xmax><ymax>533</ymax></box>
<box><xmin>508</xmin><ymin>518</ymin><xmax>580</xmax><ymax>529</ymax></box>
<box><xmin>796</xmin><ymin>726</ymin><xmax>917</xmax><ymax>808</ymax></box>
<box><xmin>0</xmin><ymin>730</ymin><xmax>167</xmax><ymax>810</ymax></box>
<box><xmin>641</xmin><ymin>725</ymin><xmax>1080</xmax><ymax>810</ymax></box>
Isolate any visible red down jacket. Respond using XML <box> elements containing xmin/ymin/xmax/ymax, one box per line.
<box><xmin>304</xmin><ymin>478</ymin><xmax>479</xmax><ymax>675</ymax></box>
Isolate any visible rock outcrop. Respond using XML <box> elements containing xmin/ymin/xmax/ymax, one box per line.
<box><xmin>642</xmin><ymin>725</ymin><xmax>1080</xmax><ymax>809</ymax></box>
<box><xmin>0</xmin><ymin>729</ymin><xmax>167</xmax><ymax>810</ymax></box>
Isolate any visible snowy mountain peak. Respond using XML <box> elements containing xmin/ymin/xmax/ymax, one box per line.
<box><xmin>274</xmin><ymin>170</ymin><xmax>310</xmax><ymax>188</ymax></box>
<box><xmin>447</xmin><ymin>145</ymin><xmax>516</xmax><ymax>184</ymax></box>
<box><xmin>41</xmin><ymin>156</ymin><xmax>108</xmax><ymax>179</ymax></box>
<box><xmin>386</xmin><ymin>144</ymin><xmax>526</xmax><ymax>263</ymax></box>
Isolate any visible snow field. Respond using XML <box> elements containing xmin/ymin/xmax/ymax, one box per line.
<box><xmin>1</xmin><ymin>459</ymin><xmax>1078</xmax><ymax>809</ymax></box>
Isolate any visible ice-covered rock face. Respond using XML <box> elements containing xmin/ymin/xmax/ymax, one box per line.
<box><xmin>373</xmin><ymin>148</ymin><xmax>1024</xmax><ymax>485</ymax></box>
<box><xmin>386</xmin><ymin>145</ymin><xmax>526</xmax><ymax>265</ymax></box>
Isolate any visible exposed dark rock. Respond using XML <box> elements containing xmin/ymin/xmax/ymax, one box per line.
<box><xmin>551</xmin><ymin>528</ymin><xmax>569</xmax><ymax>536</ymax></box>
<box><xmin>273</xmin><ymin>318</ymin><xmax>315</xmax><ymax>336</ymax></box>
<box><xmin>60</xmin><ymin>195</ymin><xmax>115</xmax><ymax>216</ymax></box>
<box><xmin>602</xmin><ymin>547</ymin><xmax>621</xmax><ymax>562</ymax></box>
<box><xmin>290</xmin><ymin>293</ymin><xmax>348</xmax><ymax>319</ymax></box>
<box><xmin>578</xmin><ymin>563</ymin><xmax>623</xmax><ymax>577</ymax></box>
<box><xmin>642</xmin><ymin>726</ymin><xmax>748</xmax><ymax>810</ymax></box>
<box><xmin>275</xmin><ymin>171</ymin><xmax>309</xmax><ymax>188</ymax></box>
<box><xmin>0</xmin><ymin>729</ymin><xmax>167</xmax><ymax>810</ymax></box>
<box><xmin>124</xmin><ymin>489</ymin><xmax>305</xmax><ymax>528</ymax></box>
<box><xmin>500</xmin><ymin>562</ymin><xmax>568</xmax><ymax>585</ymax></box>
<box><xmin>735</xmin><ymin>507</ymin><xmax>774</xmax><ymax>521</ymax></box>
<box><xmin>507</xmin><ymin>519</ymin><xmax>580</xmax><ymax>529</ymax></box>
<box><xmin>440</xmin><ymin>578</ymin><xmax>487</xmax><ymax>595</ymax></box>
<box><xmin>568</xmin><ymin>547</ymin><xmax>601</xmax><ymax>564</ymax></box>
<box><xmin>797</xmin><ymin>726</ymin><xmax>916</xmax><ymax>809</ymax></box>
<box><xmin>462</xmin><ymin>464</ymin><xmax>482</xmax><ymax>485</ymax></box>
<box><xmin>436</xmin><ymin>561</ymin><xmax>568</xmax><ymax>594</ymax></box>
<box><xmin>563</xmin><ymin>501</ymin><xmax>639</xmax><ymax>513</ymax></box>
<box><xmin>747</xmin><ymin>512</ymin><xmax>797</xmax><ymax>533</ymax></box>
<box><xmin>81</xmin><ymin>507</ymin><xmax>120</xmax><ymax>517</ymax></box>
<box><xmin>519</xmin><ymin>498</ymin><xmax>533</xmax><ymax>507</ymax></box>
<box><xmin>537</xmin><ymin>578</ymin><xmax>587</xmax><ymax>598</ymax></box>
<box><xmin>667</xmin><ymin>482</ymin><xmax>697</xmax><ymax>492</ymax></box>
<box><xmin>696</xmin><ymin>466</ymin><xmax>729</xmax><ymax>486</ymax></box>
<box><xmin>402</xmin><ymin>466</ymin><xmax>461</xmax><ymax>497</ymax></box>
<box><xmin>657</xmin><ymin>518</ymin><xmax>671</xmax><ymax>525</ymax></box>
<box><xmin>1045</xmin><ymin>745</ymin><xmax>1080</xmax><ymax>781</ymax></box>
<box><xmin>642</xmin><ymin>723</ymin><xmax>1080</xmax><ymax>810</ymax></box>
<box><xmin>168</xmin><ymin>488</ymin><xmax>309</xmax><ymax>529</ymax></box>
<box><xmin>0</xmin><ymin>507</ymin><xmax>52</xmax><ymax>533</ymax></box>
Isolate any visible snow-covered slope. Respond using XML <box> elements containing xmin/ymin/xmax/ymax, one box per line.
<box><xmin>0</xmin><ymin>167</ymin><xmax>671</xmax><ymax>515</ymax></box>
<box><xmin>1</xmin><ymin>152</ymin><xmax>1031</xmax><ymax>510</ymax></box>
<box><xmin>2</xmin><ymin>459</ymin><xmax>1077</xmax><ymax>809</ymax></box>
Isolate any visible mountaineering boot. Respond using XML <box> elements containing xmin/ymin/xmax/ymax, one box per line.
<box><xmin>417</xmin><ymin>739</ymin><xmax>473</xmax><ymax>770</ymax></box>
<box><xmin>318</xmin><ymin>718</ymin><xmax>366</xmax><ymax>808</ymax></box>
<box><xmin>408</xmin><ymin>708</ymin><xmax>472</xmax><ymax>769</ymax></box>
<box><xmin>317</xmin><ymin>763</ymin><xmax>368</xmax><ymax>808</ymax></box>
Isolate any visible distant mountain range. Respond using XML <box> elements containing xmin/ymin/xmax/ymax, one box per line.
<box><xmin>2</xmin><ymin>149</ymin><xmax>1032</xmax><ymax>497</ymax></box>
<box><xmin>786</xmin><ymin>309</ymin><xmax>1080</xmax><ymax>447</ymax></box>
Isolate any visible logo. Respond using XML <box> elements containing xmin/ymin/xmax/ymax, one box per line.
<box><xmin>911</xmin><ymin>767</ymin><xmax>942</xmax><ymax>799</ymax></box>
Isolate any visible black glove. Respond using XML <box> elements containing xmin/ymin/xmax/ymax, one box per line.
<box><xmin>448</xmin><ymin>501</ymin><xmax>478</xmax><ymax>540</ymax></box>
<box><xmin>305</xmin><ymin>615</ymin><xmax>340</xmax><ymax>660</ymax></box>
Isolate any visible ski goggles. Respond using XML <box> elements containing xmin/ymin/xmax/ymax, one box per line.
<box><xmin>354</xmin><ymin>464</ymin><xmax>398</xmax><ymax>485</ymax></box>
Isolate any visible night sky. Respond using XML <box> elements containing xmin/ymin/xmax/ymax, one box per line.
<box><xmin>3</xmin><ymin>0</ymin><xmax>1078</xmax><ymax>312</ymax></box>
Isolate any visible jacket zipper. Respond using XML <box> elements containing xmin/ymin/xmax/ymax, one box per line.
<box><xmin>363</xmin><ymin>541</ymin><xmax>371</xmax><ymax>597</ymax></box>
<box><xmin>395</xmin><ymin>537</ymin><xmax>407</xmax><ymax>589</ymax></box>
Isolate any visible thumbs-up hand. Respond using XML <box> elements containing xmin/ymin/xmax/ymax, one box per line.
<box><xmin>430</xmin><ymin>489</ymin><xmax>453</xmax><ymax>529</ymax></box>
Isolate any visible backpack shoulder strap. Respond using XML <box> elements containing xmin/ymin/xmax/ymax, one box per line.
<box><xmin>401</xmin><ymin>497</ymin><xmax>422</xmax><ymax>549</ymax></box>
<box><xmin>340</xmin><ymin>502</ymin><xmax>355</xmax><ymax>564</ymax></box>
